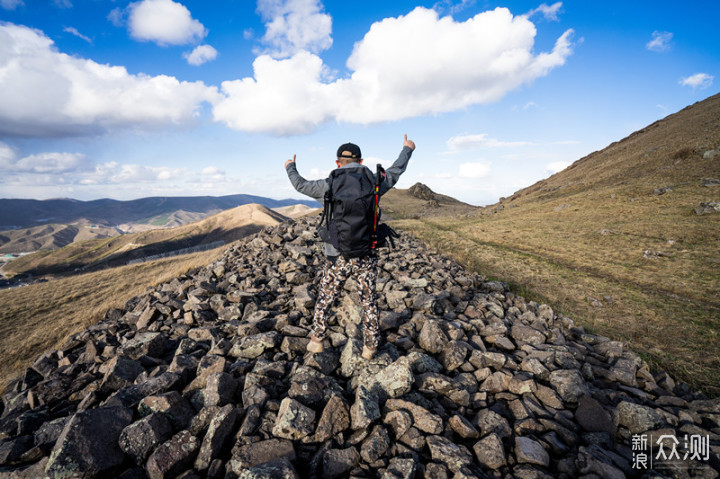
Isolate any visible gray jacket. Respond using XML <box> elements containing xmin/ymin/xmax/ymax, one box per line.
<box><xmin>286</xmin><ymin>145</ymin><xmax>413</xmax><ymax>256</ymax></box>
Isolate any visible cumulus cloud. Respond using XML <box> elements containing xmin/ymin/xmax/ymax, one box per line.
<box><xmin>458</xmin><ymin>162</ymin><xmax>491</xmax><ymax>179</ymax></box>
<box><xmin>447</xmin><ymin>133</ymin><xmax>533</xmax><ymax>151</ymax></box>
<box><xmin>0</xmin><ymin>23</ymin><xmax>219</xmax><ymax>138</ymax></box>
<box><xmin>183</xmin><ymin>44</ymin><xmax>218</xmax><ymax>66</ymax></box>
<box><xmin>646</xmin><ymin>31</ymin><xmax>672</xmax><ymax>52</ymax></box>
<box><xmin>1</xmin><ymin>0</ymin><xmax>23</xmax><ymax>10</ymax></box>
<box><xmin>63</xmin><ymin>26</ymin><xmax>92</xmax><ymax>43</ymax></box>
<box><xmin>256</xmin><ymin>0</ymin><xmax>332</xmax><ymax>58</ymax></box>
<box><xmin>127</xmin><ymin>0</ymin><xmax>206</xmax><ymax>46</ymax></box>
<box><xmin>214</xmin><ymin>7</ymin><xmax>574</xmax><ymax>135</ymax></box>
<box><xmin>680</xmin><ymin>73</ymin><xmax>713</xmax><ymax>90</ymax></box>
<box><xmin>526</xmin><ymin>2</ymin><xmax>562</xmax><ymax>21</ymax></box>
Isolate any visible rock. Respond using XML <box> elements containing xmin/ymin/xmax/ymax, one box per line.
<box><xmin>360</xmin><ymin>425</ymin><xmax>390</xmax><ymax>463</ymax></box>
<box><xmin>230</xmin><ymin>331</ymin><xmax>281</xmax><ymax>359</ymax></box>
<box><xmin>101</xmin><ymin>356</ymin><xmax>144</xmax><ymax>391</ymax></box>
<box><xmin>45</xmin><ymin>406</ymin><xmax>132</xmax><ymax>478</ymax></box>
<box><xmin>195</xmin><ymin>404</ymin><xmax>240</xmax><ymax>471</ymax></box>
<box><xmin>272</xmin><ymin>397</ymin><xmax>316</xmax><ymax>440</ymax></box>
<box><xmin>426</xmin><ymin>435</ymin><xmax>474</xmax><ymax>473</ymax></box>
<box><xmin>203</xmin><ymin>372</ymin><xmax>237</xmax><ymax>407</ymax></box>
<box><xmin>511</xmin><ymin>324</ymin><xmax>546</xmax><ymax>345</ymax></box>
<box><xmin>449</xmin><ymin>414</ymin><xmax>480</xmax><ymax>439</ymax></box>
<box><xmin>473</xmin><ymin>409</ymin><xmax>511</xmax><ymax>439</ymax></box>
<box><xmin>145</xmin><ymin>431</ymin><xmax>199</xmax><ymax>479</ymax></box>
<box><xmin>314</xmin><ymin>395</ymin><xmax>350</xmax><ymax>442</ymax></box>
<box><xmin>119</xmin><ymin>413</ymin><xmax>173</xmax><ymax>465</ymax></box>
<box><xmin>373</xmin><ymin>356</ymin><xmax>414</xmax><ymax>399</ymax></box>
<box><xmin>138</xmin><ymin>391</ymin><xmax>195</xmax><ymax>431</ymax></box>
<box><xmin>385</xmin><ymin>399</ymin><xmax>443</xmax><ymax>435</ymax></box>
<box><xmin>0</xmin><ymin>435</ymin><xmax>34</xmax><ymax>466</ymax></box>
<box><xmin>418</xmin><ymin>319</ymin><xmax>449</xmax><ymax>354</ymax></box>
<box><xmin>383</xmin><ymin>410</ymin><xmax>412</xmax><ymax>440</ymax></box>
<box><xmin>549</xmin><ymin>369</ymin><xmax>588</xmax><ymax>404</ymax></box>
<box><xmin>229</xmin><ymin>439</ymin><xmax>296</xmax><ymax>471</ymax></box>
<box><xmin>695</xmin><ymin>201</ymin><xmax>720</xmax><ymax>215</ymax></box>
<box><xmin>322</xmin><ymin>448</ymin><xmax>360</xmax><ymax>479</ymax></box>
<box><xmin>473</xmin><ymin>433</ymin><xmax>506</xmax><ymax>469</ymax></box>
<box><xmin>575</xmin><ymin>395</ymin><xmax>615</xmax><ymax>434</ymax></box>
<box><xmin>350</xmin><ymin>386</ymin><xmax>381</xmax><ymax>430</ymax></box>
<box><xmin>383</xmin><ymin>457</ymin><xmax>417</xmax><ymax>479</ymax></box>
<box><xmin>122</xmin><ymin>332</ymin><xmax>166</xmax><ymax>360</ymax></box>
<box><xmin>515</xmin><ymin>436</ymin><xmax>550</xmax><ymax>467</ymax></box>
<box><xmin>702</xmin><ymin>177</ymin><xmax>720</xmax><ymax>187</ymax></box>
<box><xmin>615</xmin><ymin>401</ymin><xmax>665</xmax><ymax>434</ymax></box>
<box><xmin>238</xmin><ymin>459</ymin><xmax>299</xmax><ymax>479</ymax></box>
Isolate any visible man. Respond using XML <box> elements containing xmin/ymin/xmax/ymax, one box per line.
<box><xmin>284</xmin><ymin>135</ymin><xmax>415</xmax><ymax>359</ymax></box>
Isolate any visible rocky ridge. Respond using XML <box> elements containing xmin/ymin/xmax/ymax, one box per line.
<box><xmin>0</xmin><ymin>218</ymin><xmax>719</xmax><ymax>478</ymax></box>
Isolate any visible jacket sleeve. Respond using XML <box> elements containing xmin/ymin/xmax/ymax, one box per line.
<box><xmin>285</xmin><ymin>162</ymin><xmax>328</xmax><ymax>202</ymax></box>
<box><xmin>379</xmin><ymin>145</ymin><xmax>413</xmax><ymax>195</ymax></box>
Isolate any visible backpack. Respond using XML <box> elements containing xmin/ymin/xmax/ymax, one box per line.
<box><xmin>318</xmin><ymin>164</ymin><xmax>398</xmax><ymax>257</ymax></box>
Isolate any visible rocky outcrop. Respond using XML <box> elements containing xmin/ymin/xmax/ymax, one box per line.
<box><xmin>1</xmin><ymin>218</ymin><xmax>719</xmax><ymax>478</ymax></box>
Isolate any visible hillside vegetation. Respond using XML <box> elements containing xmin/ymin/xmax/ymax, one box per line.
<box><xmin>389</xmin><ymin>93</ymin><xmax>720</xmax><ymax>395</ymax></box>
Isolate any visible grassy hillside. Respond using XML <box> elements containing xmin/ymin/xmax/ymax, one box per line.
<box><xmin>4</xmin><ymin>204</ymin><xmax>287</xmax><ymax>278</ymax></box>
<box><xmin>0</xmin><ymin>246</ymin><xmax>226</xmax><ymax>393</ymax></box>
<box><xmin>388</xmin><ymin>93</ymin><xmax>720</xmax><ymax>395</ymax></box>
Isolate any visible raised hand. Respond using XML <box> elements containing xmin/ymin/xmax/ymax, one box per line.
<box><xmin>285</xmin><ymin>154</ymin><xmax>296</xmax><ymax>169</ymax></box>
<box><xmin>403</xmin><ymin>134</ymin><xmax>416</xmax><ymax>151</ymax></box>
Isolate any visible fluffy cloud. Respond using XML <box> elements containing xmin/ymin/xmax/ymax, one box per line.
<box><xmin>680</xmin><ymin>73</ymin><xmax>713</xmax><ymax>90</ymax></box>
<box><xmin>128</xmin><ymin>0</ymin><xmax>206</xmax><ymax>46</ymax></box>
<box><xmin>257</xmin><ymin>0</ymin><xmax>332</xmax><ymax>58</ymax></box>
<box><xmin>183</xmin><ymin>44</ymin><xmax>218</xmax><ymax>66</ymax></box>
<box><xmin>646</xmin><ymin>31</ymin><xmax>672</xmax><ymax>52</ymax></box>
<box><xmin>1</xmin><ymin>0</ymin><xmax>23</xmax><ymax>10</ymax></box>
<box><xmin>458</xmin><ymin>162</ymin><xmax>491</xmax><ymax>179</ymax></box>
<box><xmin>214</xmin><ymin>7</ymin><xmax>574</xmax><ymax>135</ymax></box>
<box><xmin>447</xmin><ymin>133</ymin><xmax>533</xmax><ymax>151</ymax></box>
<box><xmin>0</xmin><ymin>23</ymin><xmax>219</xmax><ymax>138</ymax></box>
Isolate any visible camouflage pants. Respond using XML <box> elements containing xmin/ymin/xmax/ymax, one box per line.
<box><xmin>311</xmin><ymin>255</ymin><xmax>379</xmax><ymax>349</ymax></box>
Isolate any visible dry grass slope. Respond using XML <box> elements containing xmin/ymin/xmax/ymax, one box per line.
<box><xmin>0</xmin><ymin>246</ymin><xmax>226</xmax><ymax>392</ymax></box>
<box><xmin>389</xmin><ymin>93</ymin><xmax>720</xmax><ymax>395</ymax></box>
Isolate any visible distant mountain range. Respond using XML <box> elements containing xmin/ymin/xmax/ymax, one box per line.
<box><xmin>0</xmin><ymin>194</ymin><xmax>320</xmax><ymax>231</ymax></box>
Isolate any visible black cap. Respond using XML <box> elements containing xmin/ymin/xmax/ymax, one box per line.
<box><xmin>337</xmin><ymin>142</ymin><xmax>361</xmax><ymax>159</ymax></box>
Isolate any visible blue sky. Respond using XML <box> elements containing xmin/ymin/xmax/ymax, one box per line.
<box><xmin>0</xmin><ymin>0</ymin><xmax>718</xmax><ymax>206</ymax></box>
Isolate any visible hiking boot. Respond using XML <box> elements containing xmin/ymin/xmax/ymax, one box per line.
<box><xmin>307</xmin><ymin>336</ymin><xmax>324</xmax><ymax>354</ymax></box>
<box><xmin>361</xmin><ymin>345</ymin><xmax>376</xmax><ymax>360</ymax></box>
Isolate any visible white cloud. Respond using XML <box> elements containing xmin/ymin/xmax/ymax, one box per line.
<box><xmin>127</xmin><ymin>0</ymin><xmax>206</xmax><ymax>46</ymax></box>
<box><xmin>108</xmin><ymin>7</ymin><xmax>125</xmax><ymax>27</ymax></box>
<box><xmin>63</xmin><ymin>26</ymin><xmax>92</xmax><ymax>43</ymax></box>
<box><xmin>458</xmin><ymin>162</ymin><xmax>491</xmax><ymax>179</ymax></box>
<box><xmin>447</xmin><ymin>133</ymin><xmax>533</xmax><ymax>151</ymax></box>
<box><xmin>526</xmin><ymin>2</ymin><xmax>562</xmax><ymax>21</ymax></box>
<box><xmin>256</xmin><ymin>0</ymin><xmax>332</xmax><ymax>58</ymax></box>
<box><xmin>55</xmin><ymin>0</ymin><xmax>71</xmax><ymax>8</ymax></box>
<box><xmin>646</xmin><ymin>31</ymin><xmax>672</xmax><ymax>52</ymax></box>
<box><xmin>1</xmin><ymin>0</ymin><xmax>23</xmax><ymax>10</ymax></box>
<box><xmin>680</xmin><ymin>73</ymin><xmax>714</xmax><ymax>90</ymax></box>
<box><xmin>214</xmin><ymin>7</ymin><xmax>574</xmax><ymax>135</ymax></box>
<box><xmin>183</xmin><ymin>44</ymin><xmax>218</xmax><ymax>66</ymax></box>
<box><xmin>0</xmin><ymin>23</ymin><xmax>219</xmax><ymax>138</ymax></box>
<box><xmin>545</xmin><ymin>160</ymin><xmax>571</xmax><ymax>174</ymax></box>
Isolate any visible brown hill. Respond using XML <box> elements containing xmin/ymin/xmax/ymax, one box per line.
<box><xmin>383</xmin><ymin>182</ymin><xmax>478</xmax><ymax>219</ymax></box>
<box><xmin>4</xmin><ymin>204</ymin><xmax>288</xmax><ymax>278</ymax></box>
<box><xmin>0</xmin><ymin>222</ymin><xmax>120</xmax><ymax>254</ymax></box>
<box><xmin>393</xmin><ymin>92</ymin><xmax>720</xmax><ymax>394</ymax></box>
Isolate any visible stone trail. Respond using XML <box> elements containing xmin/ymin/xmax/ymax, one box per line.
<box><xmin>0</xmin><ymin>218</ymin><xmax>718</xmax><ymax>478</ymax></box>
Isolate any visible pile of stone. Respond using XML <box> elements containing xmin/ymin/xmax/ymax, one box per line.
<box><xmin>1</xmin><ymin>218</ymin><xmax>718</xmax><ymax>478</ymax></box>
